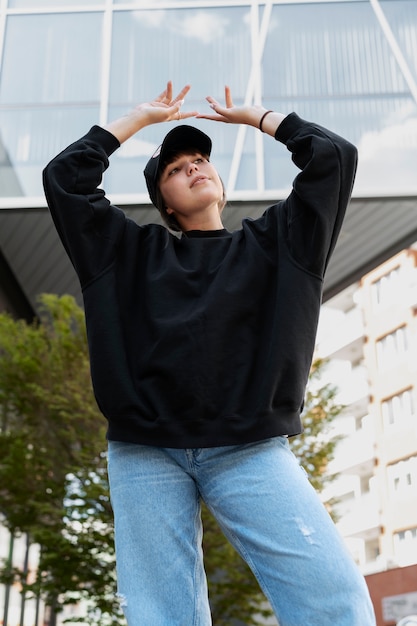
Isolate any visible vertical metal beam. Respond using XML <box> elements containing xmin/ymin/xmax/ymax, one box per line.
<box><xmin>99</xmin><ymin>0</ymin><xmax>114</xmax><ymax>126</ymax></box>
<box><xmin>369</xmin><ymin>0</ymin><xmax>417</xmax><ymax>106</ymax></box>
<box><xmin>227</xmin><ymin>0</ymin><xmax>273</xmax><ymax>194</ymax></box>
<box><xmin>0</xmin><ymin>0</ymin><xmax>8</xmax><ymax>85</ymax></box>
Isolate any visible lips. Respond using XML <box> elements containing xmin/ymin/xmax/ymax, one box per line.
<box><xmin>190</xmin><ymin>175</ymin><xmax>208</xmax><ymax>188</ymax></box>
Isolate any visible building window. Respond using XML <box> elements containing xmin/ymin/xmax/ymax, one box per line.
<box><xmin>394</xmin><ymin>526</ymin><xmax>417</xmax><ymax>566</ymax></box>
<box><xmin>396</xmin><ymin>528</ymin><xmax>417</xmax><ymax>542</ymax></box>
<box><xmin>371</xmin><ymin>266</ymin><xmax>401</xmax><ymax>307</ymax></box>
<box><xmin>334</xmin><ymin>491</ymin><xmax>356</xmax><ymax>518</ymax></box>
<box><xmin>387</xmin><ymin>456</ymin><xmax>417</xmax><ymax>499</ymax></box>
<box><xmin>365</xmin><ymin>538</ymin><xmax>380</xmax><ymax>562</ymax></box>
<box><xmin>376</xmin><ymin>325</ymin><xmax>408</xmax><ymax>369</ymax></box>
<box><xmin>0</xmin><ymin>11</ymin><xmax>103</xmax><ymax>197</ymax></box>
<box><xmin>382</xmin><ymin>388</ymin><xmax>415</xmax><ymax>428</ymax></box>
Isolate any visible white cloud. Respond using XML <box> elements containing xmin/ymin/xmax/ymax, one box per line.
<box><xmin>132</xmin><ymin>9</ymin><xmax>166</xmax><ymax>28</ymax></box>
<box><xmin>355</xmin><ymin>114</ymin><xmax>417</xmax><ymax>195</ymax></box>
<box><xmin>173</xmin><ymin>12</ymin><xmax>229</xmax><ymax>44</ymax></box>
<box><xmin>359</xmin><ymin>117</ymin><xmax>417</xmax><ymax>159</ymax></box>
<box><xmin>133</xmin><ymin>9</ymin><xmax>229</xmax><ymax>44</ymax></box>
<box><xmin>118</xmin><ymin>137</ymin><xmax>158</xmax><ymax>158</ymax></box>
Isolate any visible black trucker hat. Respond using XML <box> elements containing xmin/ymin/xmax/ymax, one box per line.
<box><xmin>144</xmin><ymin>125</ymin><xmax>212</xmax><ymax>211</ymax></box>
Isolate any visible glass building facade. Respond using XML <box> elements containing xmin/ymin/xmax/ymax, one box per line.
<box><xmin>0</xmin><ymin>0</ymin><xmax>417</xmax><ymax>205</ymax></box>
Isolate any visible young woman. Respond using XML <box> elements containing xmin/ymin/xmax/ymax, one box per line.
<box><xmin>43</xmin><ymin>82</ymin><xmax>376</xmax><ymax>626</ymax></box>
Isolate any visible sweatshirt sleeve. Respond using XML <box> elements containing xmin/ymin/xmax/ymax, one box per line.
<box><xmin>42</xmin><ymin>125</ymin><xmax>126</xmax><ymax>288</ymax></box>
<box><xmin>275</xmin><ymin>113</ymin><xmax>358</xmax><ymax>277</ymax></box>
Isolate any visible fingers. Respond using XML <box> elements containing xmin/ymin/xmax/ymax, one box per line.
<box><xmin>196</xmin><ymin>114</ymin><xmax>228</xmax><ymax>122</ymax></box>
<box><xmin>165</xmin><ymin>101</ymin><xmax>198</xmax><ymax>122</ymax></box>
<box><xmin>199</xmin><ymin>95</ymin><xmax>228</xmax><ymax>122</ymax></box>
<box><xmin>205</xmin><ymin>96</ymin><xmax>223</xmax><ymax>114</ymax></box>
<box><xmin>155</xmin><ymin>82</ymin><xmax>191</xmax><ymax>107</ymax></box>
<box><xmin>204</xmin><ymin>85</ymin><xmax>233</xmax><ymax>117</ymax></box>
<box><xmin>149</xmin><ymin>83</ymin><xmax>241</xmax><ymax>125</ymax></box>
<box><xmin>170</xmin><ymin>101</ymin><xmax>184</xmax><ymax>120</ymax></box>
<box><xmin>205</xmin><ymin>86</ymin><xmax>232</xmax><ymax>110</ymax></box>
<box><xmin>154</xmin><ymin>83</ymin><xmax>233</xmax><ymax>118</ymax></box>
<box><xmin>179</xmin><ymin>110</ymin><xmax>199</xmax><ymax>120</ymax></box>
<box><xmin>224</xmin><ymin>85</ymin><xmax>233</xmax><ymax>108</ymax></box>
<box><xmin>155</xmin><ymin>81</ymin><xmax>171</xmax><ymax>103</ymax></box>
<box><xmin>172</xmin><ymin>84</ymin><xmax>191</xmax><ymax>104</ymax></box>
<box><xmin>165</xmin><ymin>80</ymin><xmax>173</xmax><ymax>103</ymax></box>
<box><xmin>165</xmin><ymin>83</ymin><xmax>196</xmax><ymax>120</ymax></box>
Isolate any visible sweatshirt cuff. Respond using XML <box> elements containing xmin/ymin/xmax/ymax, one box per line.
<box><xmin>86</xmin><ymin>125</ymin><xmax>121</xmax><ymax>157</ymax></box>
<box><xmin>275</xmin><ymin>112</ymin><xmax>309</xmax><ymax>144</ymax></box>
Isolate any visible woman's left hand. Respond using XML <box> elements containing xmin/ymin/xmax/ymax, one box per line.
<box><xmin>197</xmin><ymin>86</ymin><xmax>286</xmax><ymax>136</ymax></box>
<box><xmin>197</xmin><ymin>86</ymin><xmax>264</xmax><ymax>127</ymax></box>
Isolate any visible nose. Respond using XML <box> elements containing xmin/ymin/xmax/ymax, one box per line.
<box><xmin>187</xmin><ymin>160</ymin><xmax>199</xmax><ymax>175</ymax></box>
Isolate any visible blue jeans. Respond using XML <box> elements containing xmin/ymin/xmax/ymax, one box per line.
<box><xmin>107</xmin><ymin>437</ymin><xmax>376</xmax><ymax>626</ymax></box>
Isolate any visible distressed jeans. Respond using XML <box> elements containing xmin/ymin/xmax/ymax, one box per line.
<box><xmin>107</xmin><ymin>436</ymin><xmax>376</xmax><ymax>626</ymax></box>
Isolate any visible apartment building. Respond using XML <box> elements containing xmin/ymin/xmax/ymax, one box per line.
<box><xmin>317</xmin><ymin>246</ymin><xmax>417</xmax><ymax>576</ymax></box>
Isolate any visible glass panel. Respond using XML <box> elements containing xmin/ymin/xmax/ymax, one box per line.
<box><xmin>0</xmin><ymin>12</ymin><xmax>103</xmax><ymax>196</ymax></box>
<box><xmin>263</xmin><ymin>3</ymin><xmax>408</xmax><ymax>116</ymax></box>
<box><xmin>0</xmin><ymin>106</ymin><xmax>100</xmax><ymax>197</ymax></box>
<box><xmin>262</xmin><ymin>1</ymin><xmax>417</xmax><ymax>195</ymax></box>
<box><xmin>110</xmin><ymin>7</ymin><xmax>250</xmax><ymax>105</ymax></box>
<box><xmin>234</xmin><ymin>129</ymin><xmax>256</xmax><ymax>191</ymax></box>
<box><xmin>381</xmin><ymin>0</ymin><xmax>417</xmax><ymax>79</ymax></box>
<box><xmin>0</xmin><ymin>13</ymin><xmax>102</xmax><ymax>103</ymax></box>
<box><xmin>107</xmin><ymin>6</ymin><xmax>251</xmax><ymax>196</ymax></box>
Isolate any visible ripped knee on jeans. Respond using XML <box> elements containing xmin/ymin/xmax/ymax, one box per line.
<box><xmin>116</xmin><ymin>592</ymin><xmax>128</xmax><ymax>608</ymax></box>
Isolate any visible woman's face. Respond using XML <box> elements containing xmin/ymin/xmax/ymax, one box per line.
<box><xmin>158</xmin><ymin>152</ymin><xmax>224</xmax><ymax>224</ymax></box>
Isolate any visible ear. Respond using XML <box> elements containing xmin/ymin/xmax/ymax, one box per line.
<box><xmin>166</xmin><ymin>207</ymin><xmax>175</xmax><ymax>215</ymax></box>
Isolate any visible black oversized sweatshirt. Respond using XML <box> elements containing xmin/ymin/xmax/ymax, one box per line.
<box><xmin>42</xmin><ymin>113</ymin><xmax>357</xmax><ymax>448</ymax></box>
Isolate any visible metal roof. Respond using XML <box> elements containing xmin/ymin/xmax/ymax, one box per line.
<box><xmin>0</xmin><ymin>195</ymin><xmax>416</xmax><ymax>318</ymax></box>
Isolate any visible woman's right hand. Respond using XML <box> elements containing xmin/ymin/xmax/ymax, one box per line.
<box><xmin>104</xmin><ymin>81</ymin><xmax>198</xmax><ymax>144</ymax></box>
<box><xmin>133</xmin><ymin>82</ymin><xmax>198</xmax><ymax>125</ymax></box>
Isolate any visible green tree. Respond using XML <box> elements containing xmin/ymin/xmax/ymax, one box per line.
<box><xmin>0</xmin><ymin>295</ymin><xmax>123</xmax><ymax>625</ymax></box>
<box><xmin>290</xmin><ymin>358</ymin><xmax>343</xmax><ymax>492</ymax></box>
<box><xmin>0</xmin><ymin>297</ymin><xmax>342</xmax><ymax>626</ymax></box>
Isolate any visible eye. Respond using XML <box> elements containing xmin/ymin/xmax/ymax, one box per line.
<box><xmin>168</xmin><ymin>166</ymin><xmax>179</xmax><ymax>176</ymax></box>
<box><xmin>194</xmin><ymin>157</ymin><xmax>203</xmax><ymax>164</ymax></box>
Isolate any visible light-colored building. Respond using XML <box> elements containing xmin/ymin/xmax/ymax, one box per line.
<box><xmin>317</xmin><ymin>245</ymin><xmax>417</xmax><ymax>577</ymax></box>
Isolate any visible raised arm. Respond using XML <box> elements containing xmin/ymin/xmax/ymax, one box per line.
<box><xmin>199</xmin><ymin>86</ymin><xmax>357</xmax><ymax>277</ymax></box>
<box><xmin>275</xmin><ymin>113</ymin><xmax>358</xmax><ymax>276</ymax></box>
<box><xmin>43</xmin><ymin>82</ymin><xmax>197</xmax><ymax>286</ymax></box>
